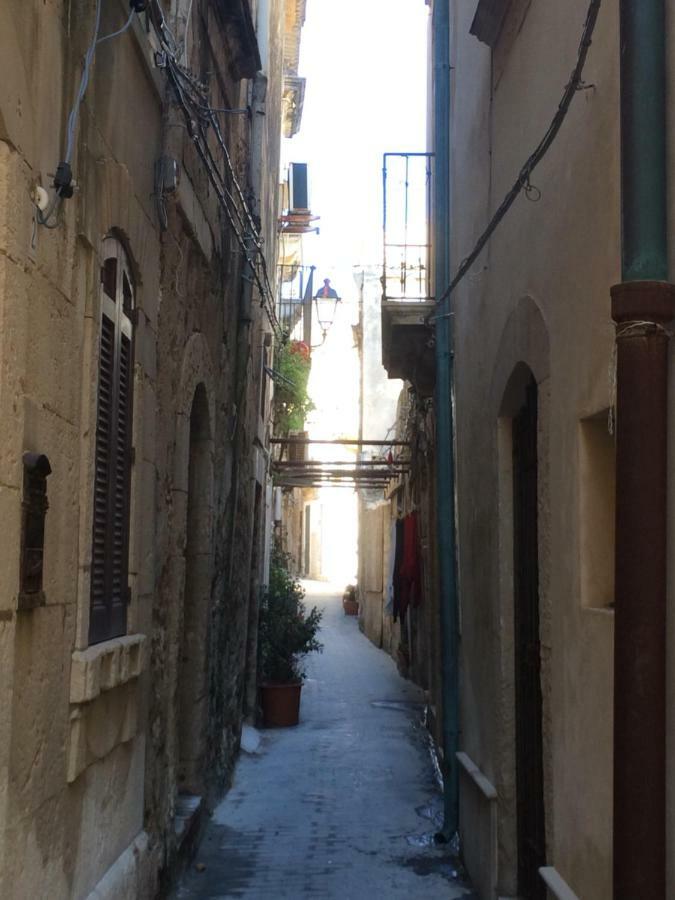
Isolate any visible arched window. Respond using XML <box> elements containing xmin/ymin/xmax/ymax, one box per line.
<box><xmin>89</xmin><ymin>236</ymin><xmax>135</xmax><ymax>645</ymax></box>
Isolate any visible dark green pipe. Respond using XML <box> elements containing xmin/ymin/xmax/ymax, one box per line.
<box><xmin>620</xmin><ymin>0</ymin><xmax>668</xmax><ymax>281</ymax></box>
<box><xmin>613</xmin><ymin>1</ymin><xmax>670</xmax><ymax>896</ymax></box>
<box><xmin>432</xmin><ymin>0</ymin><xmax>459</xmax><ymax>840</ymax></box>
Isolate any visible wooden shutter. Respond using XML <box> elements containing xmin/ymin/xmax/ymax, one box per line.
<box><xmin>89</xmin><ymin>239</ymin><xmax>134</xmax><ymax>645</ymax></box>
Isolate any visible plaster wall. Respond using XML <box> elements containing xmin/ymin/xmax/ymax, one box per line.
<box><xmin>447</xmin><ymin>0</ymin><xmax>619</xmax><ymax>896</ymax></box>
<box><xmin>355</xmin><ymin>267</ymin><xmax>402</xmax><ymax>644</ymax></box>
<box><xmin>359</xmin><ymin>503</ymin><xmax>386</xmax><ymax>648</ymax></box>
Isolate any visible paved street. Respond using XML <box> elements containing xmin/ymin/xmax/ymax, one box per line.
<box><xmin>175</xmin><ymin>582</ymin><xmax>474</xmax><ymax>899</ymax></box>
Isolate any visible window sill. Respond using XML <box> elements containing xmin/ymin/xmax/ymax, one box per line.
<box><xmin>581</xmin><ymin>606</ymin><xmax>615</xmax><ymax>619</ymax></box>
<box><xmin>70</xmin><ymin>633</ymin><xmax>146</xmax><ymax>704</ymax></box>
<box><xmin>67</xmin><ymin>634</ymin><xmax>146</xmax><ymax>783</ymax></box>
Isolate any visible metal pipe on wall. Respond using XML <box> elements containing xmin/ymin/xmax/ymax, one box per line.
<box><xmin>613</xmin><ymin>1</ymin><xmax>675</xmax><ymax>895</ymax></box>
<box><xmin>432</xmin><ymin>0</ymin><xmax>460</xmax><ymax>841</ymax></box>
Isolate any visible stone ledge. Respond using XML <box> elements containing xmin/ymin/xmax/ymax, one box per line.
<box><xmin>539</xmin><ymin>867</ymin><xmax>580</xmax><ymax>900</ymax></box>
<box><xmin>70</xmin><ymin>634</ymin><xmax>146</xmax><ymax>704</ymax></box>
<box><xmin>85</xmin><ymin>830</ymin><xmax>156</xmax><ymax>900</ymax></box>
<box><xmin>67</xmin><ymin>679</ymin><xmax>140</xmax><ymax>783</ymax></box>
<box><xmin>456</xmin><ymin>751</ymin><xmax>498</xmax><ymax>801</ymax></box>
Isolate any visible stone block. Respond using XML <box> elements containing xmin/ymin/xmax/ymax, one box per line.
<box><xmin>134</xmin><ymin>313</ymin><xmax>158</xmax><ymax>384</ymax></box>
<box><xmin>120</xmin><ymin>690</ymin><xmax>138</xmax><ymax>745</ymax></box>
<box><xmin>70</xmin><ymin>634</ymin><xmax>147</xmax><ymax>704</ymax></box>
<box><xmin>70</xmin><ymin>646</ymin><xmax>103</xmax><ymax>704</ymax></box>
<box><xmin>0</xmin><ymin>141</ymin><xmax>34</xmax><ymax>263</ymax></box>
<box><xmin>0</xmin><ymin>258</ymin><xmax>28</xmax><ymax>488</ymax></box>
<box><xmin>10</xmin><ymin>606</ymin><xmax>71</xmax><ymax>810</ymax></box>
<box><xmin>67</xmin><ymin>708</ymin><xmax>88</xmax><ymax>784</ymax></box>
<box><xmin>22</xmin><ymin>404</ymin><xmax>80</xmax><ymax>608</ymax></box>
<box><xmin>99</xmin><ymin>644</ymin><xmax>122</xmax><ymax>692</ymax></box>
<box><xmin>0</xmin><ymin>484</ymin><xmax>21</xmax><ymax>611</ymax></box>
<box><xmin>84</xmin><ymin>830</ymin><xmax>152</xmax><ymax>900</ymax></box>
<box><xmin>129</xmin><ymin>460</ymin><xmax>156</xmax><ymax>597</ymax></box>
<box><xmin>119</xmin><ymin>635</ymin><xmax>145</xmax><ymax>683</ymax></box>
<box><xmin>24</xmin><ymin>273</ymin><xmax>81</xmax><ymax>425</ymax></box>
<box><xmin>68</xmin><ymin>679</ymin><xmax>141</xmax><ymax>784</ymax></box>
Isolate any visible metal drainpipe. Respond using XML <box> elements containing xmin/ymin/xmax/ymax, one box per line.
<box><xmin>230</xmin><ymin>74</ymin><xmax>267</xmax><ymax>722</ymax></box>
<box><xmin>432</xmin><ymin>0</ymin><xmax>460</xmax><ymax>842</ymax></box>
<box><xmin>613</xmin><ymin>1</ymin><xmax>675</xmax><ymax>896</ymax></box>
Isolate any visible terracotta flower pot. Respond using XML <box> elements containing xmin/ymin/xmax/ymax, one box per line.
<box><xmin>260</xmin><ymin>681</ymin><xmax>302</xmax><ymax>727</ymax></box>
<box><xmin>343</xmin><ymin>598</ymin><xmax>359</xmax><ymax>616</ymax></box>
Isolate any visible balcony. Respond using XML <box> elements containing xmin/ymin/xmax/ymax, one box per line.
<box><xmin>380</xmin><ymin>152</ymin><xmax>435</xmax><ymax>397</ymax></box>
<box><xmin>276</xmin><ymin>264</ymin><xmax>315</xmax><ymax>338</ymax></box>
<box><xmin>381</xmin><ymin>298</ymin><xmax>435</xmax><ymax>396</ymax></box>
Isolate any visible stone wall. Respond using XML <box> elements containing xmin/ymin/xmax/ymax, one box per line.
<box><xmin>0</xmin><ymin>0</ymin><xmax>288</xmax><ymax>896</ymax></box>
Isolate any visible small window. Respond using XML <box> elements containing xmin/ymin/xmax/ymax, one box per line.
<box><xmin>101</xmin><ymin>257</ymin><xmax>117</xmax><ymax>301</ymax></box>
<box><xmin>579</xmin><ymin>411</ymin><xmax>615</xmax><ymax>609</ymax></box>
<box><xmin>89</xmin><ymin>237</ymin><xmax>135</xmax><ymax>644</ymax></box>
<box><xmin>19</xmin><ymin>453</ymin><xmax>52</xmax><ymax>609</ymax></box>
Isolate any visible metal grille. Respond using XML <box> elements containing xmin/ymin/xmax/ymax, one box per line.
<box><xmin>512</xmin><ymin>377</ymin><xmax>546</xmax><ymax>900</ymax></box>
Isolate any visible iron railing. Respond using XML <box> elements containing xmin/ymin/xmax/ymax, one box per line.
<box><xmin>382</xmin><ymin>152</ymin><xmax>433</xmax><ymax>302</ymax></box>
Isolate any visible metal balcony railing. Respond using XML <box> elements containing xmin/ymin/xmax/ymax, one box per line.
<box><xmin>382</xmin><ymin>152</ymin><xmax>433</xmax><ymax>303</ymax></box>
<box><xmin>276</xmin><ymin>264</ymin><xmax>315</xmax><ymax>337</ymax></box>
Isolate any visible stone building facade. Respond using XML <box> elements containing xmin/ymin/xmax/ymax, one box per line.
<box><xmin>374</xmin><ymin>0</ymin><xmax>675</xmax><ymax>900</ymax></box>
<box><xmin>441</xmin><ymin>2</ymin><xmax>618</xmax><ymax>896</ymax></box>
<box><xmin>379</xmin><ymin>0</ymin><xmax>675</xmax><ymax>898</ymax></box>
<box><xmin>0</xmin><ymin>0</ymin><xmax>302</xmax><ymax>896</ymax></box>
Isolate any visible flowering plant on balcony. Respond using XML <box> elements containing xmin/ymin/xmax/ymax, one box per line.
<box><xmin>289</xmin><ymin>340</ymin><xmax>310</xmax><ymax>360</ymax></box>
<box><xmin>273</xmin><ymin>339</ymin><xmax>314</xmax><ymax>433</ymax></box>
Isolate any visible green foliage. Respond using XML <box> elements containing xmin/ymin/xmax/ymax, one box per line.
<box><xmin>273</xmin><ymin>340</ymin><xmax>314</xmax><ymax>433</ymax></box>
<box><xmin>258</xmin><ymin>549</ymin><xmax>323</xmax><ymax>684</ymax></box>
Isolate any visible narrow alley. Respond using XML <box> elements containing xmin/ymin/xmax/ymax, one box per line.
<box><xmin>5</xmin><ymin>0</ymin><xmax>675</xmax><ymax>896</ymax></box>
<box><xmin>174</xmin><ymin>583</ymin><xmax>473</xmax><ymax>900</ymax></box>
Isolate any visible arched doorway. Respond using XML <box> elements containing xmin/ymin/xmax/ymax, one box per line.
<box><xmin>511</xmin><ymin>370</ymin><xmax>546</xmax><ymax>899</ymax></box>
<box><xmin>177</xmin><ymin>383</ymin><xmax>214</xmax><ymax>796</ymax></box>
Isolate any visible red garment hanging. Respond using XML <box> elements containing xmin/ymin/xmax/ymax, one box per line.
<box><xmin>398</xmin><ymin>512</ymin><xmax>422</xmax><ymax>623</ymax></box>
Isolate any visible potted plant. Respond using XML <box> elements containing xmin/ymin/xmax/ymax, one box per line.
<box><xmin>342</xmin><ymin>584</ymin><xmax>359</xmax><ymax>616</ymax></box>
<box><xmin>258</xmin><ymin>549</ymin><xmax>323</xmax><ymax>727</ymax></box>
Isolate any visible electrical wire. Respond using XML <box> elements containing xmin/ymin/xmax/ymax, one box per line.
<box><xmin>147</xmin><ymin>0</ymin><xmax>282</xmax><ymax>335</ymax></box>
<box><xmin>209</xmin><ymin>107</ymin><xmax>249</xmax><ymax>115</ymax></box>
<box><xmin>97</xmin><ymin>7</ymin><xmax>135</xmax><ymax>46</ymax></box>
<box><xmin>39</xmin><ymin>0</ymin><xmax>138</xmax><ymax>228</ymax></box>
<box><xmin>148</xmin><ymin>0</ymin><xmax>178</xmax><ymax>55</ymax></box>
<box><xmin>168</xmin><ymin>62</ymin><xmax>259</xmax><ymax>243</ymax></box>
<box><xmin>165</xmin><ymin>60</ymin><xmax>263</xmax><ymax>251</ymax></box>
<box><xmin>65</xmin><ymin>0</ymin><xmax>103</xmax><ymax>165</ymax></box>
<box><xmin>38</xmin><ymin>0</ymin><xmax>102</xmax><ymax>227</ymax></box>
<box><xmin>433</xmin><ymin>0</ymin><xmax>603</xmax><ymax>315</ymax></box>
<box><xmin>182</xmin><ymin>0</ymin><xmax>195</xmax><ymax>62</ymax></box>
<box><xmin>166</xmin><ymin>62</ymin><xmax>282</xmax><ymax>337</ymax></box>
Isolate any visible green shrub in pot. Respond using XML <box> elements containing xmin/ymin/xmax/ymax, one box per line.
<box><xmin>258</xmin><ymin>549</ymin><xmax>323</xmax><ymax>685</ymax></box>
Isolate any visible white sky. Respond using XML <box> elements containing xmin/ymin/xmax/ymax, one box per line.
<box><xmin>281</xmin><ymin>0</ymin><xmax>429</xmax><ymax>582</ymax></box>
<box><xmin>285</xmin><ymin>0</ymin><xmax>429</xmax><ymax>276</ymax></box>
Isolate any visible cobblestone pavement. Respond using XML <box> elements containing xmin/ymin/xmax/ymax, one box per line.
<box><xmin>174</xmin><ymin>582</ymin><xmax>475</xmax><ymax>899</ymax></box>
